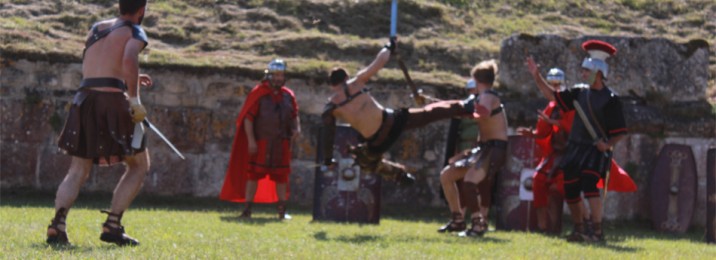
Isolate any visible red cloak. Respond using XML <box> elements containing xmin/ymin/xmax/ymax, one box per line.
<box><xmin>535</xmin><ymin>102</ymin><xmax>637</xmax><ymax>193</ymax></box>
<box><xmin>219</xmin><ymin>82</ymin><xmax>296</xmax><ymax>203</ymax></box>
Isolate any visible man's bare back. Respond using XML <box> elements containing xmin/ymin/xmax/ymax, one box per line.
<box><xmin>83</xmin><ymin>18</ymin><xmax>146</xmax><ymax>95</ymax></box>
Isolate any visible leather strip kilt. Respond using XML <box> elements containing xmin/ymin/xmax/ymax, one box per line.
<box><xmin>57</xmin><ymin>90</ymin><xmax>145</xmax><ymax>166</ymax></box>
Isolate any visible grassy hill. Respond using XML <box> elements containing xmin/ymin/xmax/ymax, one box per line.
<box><xmin>1</xmin><ymin>0</ymin><xmax>714</xmax><ymax>99</ymax></box>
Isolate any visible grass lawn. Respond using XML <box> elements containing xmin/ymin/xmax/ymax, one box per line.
<box><xmin>1</xmin><ymin>190</ymin><xmax>714</xmax><ymax>259</ymax></box>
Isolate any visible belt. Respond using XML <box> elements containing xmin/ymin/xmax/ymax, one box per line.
<box><xmin>478</xmin><ymin>140</ymin><xmax>508</xmax><ymax>149</ymax></box>
<box><xmin>79</xmin><ymin>77</ymin><xmax>127</xmax><ymax>91</ymax></box>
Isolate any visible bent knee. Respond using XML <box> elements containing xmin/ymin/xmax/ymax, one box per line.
<box><xmin>441</xmin><ymin>167</ymin><xmax>466</xmax><ymax>182</ymax></box>
<box><xmin>125</xmin><ymin>151</ymin><xmax>150</xmax><ymax>172</ymax></box>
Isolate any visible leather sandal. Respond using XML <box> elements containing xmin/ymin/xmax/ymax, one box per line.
<box><xmin>461</xmin><ymin>216</ymin><xmax>487</xmax><ymax>237</ymax></box>
<box><xmin>566</xmin><ymin>223</ymin><xmax>589</xmax><ymax>242</ymax></box>
<box><xmin>240</xmin><ymin>202</ymin><xmax>253</xmax><ymax>218</ymax></box>
<box><xmin>277</xmin><ymin>202</ymin><xmax>291</xmax><ymax>220</ymax></box>
<box><xmin>99</xmin><ymin>210</ymin><xmax>139</xmax><ymax>246</ymax></box>
<box><xmin>438</xmin><ymin>212</ymin><xmax>466</xmax><ymax>233</ymax></box>
<box><xmin>46</xmin><ymin>208</ymin><xmax>71</xmax><ymax>246</ymax></box>
<box><xmin>591</xmin><ymin>222</ymin><xmax>605</xmax><ymax>243</ymax></box>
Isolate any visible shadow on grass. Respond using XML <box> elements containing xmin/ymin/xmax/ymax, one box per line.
<box><xmin>313</xmin><ymin>231</ymin><xmax>380</xmax><ymax>244</ymax></box>
<box><xmin>219</xmin><ymin>215</ymin><xmax>284</xmax><ymax>225</ymax></box>
<box><xmin>312</xmin><ymin>231</ymin><xmax>509</xmax><ymax>244</ymax></box>
<box><xmin>31</xmin><ymin>242</ymin><xmax>124</xmax><ymax>253</ymax></box>
<box><xmin>569</xmin><ymin>240</ymin><xmax>640</xmax><ymax>253</ymax></box>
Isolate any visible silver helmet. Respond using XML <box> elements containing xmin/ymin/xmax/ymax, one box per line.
<box><xmin>267</xmin><ymin>59</ymin><xmax>286</xmax><ymax>73</ymax></box>
<box><xmin>580</xmin><ymin>40</ymin><xmax>617</xmax><ymax>79</ymax></box>
<box><xmin>581</xmin><ymin>58</ymin><xmax>609</xmax><ymax>79</ymax></box>
<box><xmin>265</xmin><ymin>59</ymin><xmax>287</xmax><ymax>87</ymax></box>
<box><xmin>546</xmin><ymin>68</ymin><xmax>565</xmax><ymax>84</ymax></box>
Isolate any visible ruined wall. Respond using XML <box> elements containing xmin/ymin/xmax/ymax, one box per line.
<box><xmin>1</xmin><ymin>35</ymin><xmax>714</xmax><ymax>226</ymax></box>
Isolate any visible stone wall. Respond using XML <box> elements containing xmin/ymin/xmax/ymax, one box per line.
<box><xmin>1</xmin><ymin>35</ymin><xmax>714</xmax><ymax>227</ymax></box>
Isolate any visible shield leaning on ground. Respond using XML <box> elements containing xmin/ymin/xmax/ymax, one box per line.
<box><xmin>649</xmin><ymin>144</ymin><xmax>697</xmax><ymax>234</ymax></box>
<box><xmin>495</xmin><ymin>135</ymin><xmax>544</xmax><ymax>231</ymax></box>
<box><xmin>313</xmin><ymin>125</ymin><xmax>381</xmax><ymax>224</ymax></box>
<box><xmin>705</xmin><ymin>148</ymin><xmax>715</xmax><ymax>243</ymax></box>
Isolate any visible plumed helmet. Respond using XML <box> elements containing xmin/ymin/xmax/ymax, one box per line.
<box><xmin>580</xmin><ymin>40</ymin><xmax>617</xmax><ymax>79</ymax></box>
<box><xmin>546</xmin><ymin>68</ymin><xmax>565</xmax><ymax>84</ymax></box>
<box><xmin>267</xmin><ymin>59</ymin><xmax>286</xmax><ymax>73</ymax></box>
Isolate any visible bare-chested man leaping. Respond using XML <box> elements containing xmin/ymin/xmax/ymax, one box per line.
<box><xmin>321</xmin><ymin>38</ymin><xmax>476</xmax><ymax>184</ymax></box>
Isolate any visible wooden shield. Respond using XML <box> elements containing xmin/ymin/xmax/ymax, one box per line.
<box><xmin>706</xmin><ymin>148</ymin><xmax>716</xmax><ymax>243</ymax></box>
<box><xmin>312</xmin><ymin>125</ymin><xmax>381</xmax><ymax>224</ymax></box>
<box><xmin>649</xmin><ymin>144</ymin><xmax>697</xmax><ymax>234</ymax></box>
<box><xmin>495</xmin><ymin>135</ymin><xmax>543</xmax><ymax>231</ymax></box>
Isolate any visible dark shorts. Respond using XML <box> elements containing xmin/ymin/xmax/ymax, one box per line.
<box><xmin>363</xmin><ymin>100</ymin><xmax>469</xmax><ymax>155</ymax></box>
<box><xmin>361</xmin><ymin>109</ymin><xmax>408</xmax><ymax>155</ymax></box>
<box><xmin>57</xmin><ymin>90</ymin><xmax>145</xmax><ymax>166</ymax></box>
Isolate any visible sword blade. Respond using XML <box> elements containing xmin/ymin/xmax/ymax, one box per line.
<box><xmin>390</xmin><ymin>0</ymin><xmax>398</xmax><ymax>37</ymax></box>
<box><xmin>143</xmin><ymin>119</ymin><xmax>186</xmax><ymax>160</ymax></box>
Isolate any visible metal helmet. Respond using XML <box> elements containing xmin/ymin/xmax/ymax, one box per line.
<box><xmin>581</xmin><ymin>58</ymin><xmax>609</xmax><ymax>79</ymax></box>
<box><xmin>465</xmin><ymin>79</ymin><xmax>476</xmax><ymax>89</ymax></box>
<box><xmin>546</xmin><ymin>68</ymin><xmax>565</xmax><ymax>84</ymax></box>
<box><xmin>267</xmin><ymin>59</ymin><xmax>286</xmax><ymax>73</ymax></box>
<box><xmin>265</xmin><ymin>59</ymin><xmax>287</xmax><ymax>87</ymax></box>
<box><xmin>581</xmin><ymin>40</ymin><xmax>617</xmax><ymax>79</ymax></box>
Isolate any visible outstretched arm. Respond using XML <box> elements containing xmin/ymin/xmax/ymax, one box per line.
<box><xmin>352</xmin><ymin>41</ymin><xmax>393</xmax><ymax>86</ymax></box>
<box><xmin>526</xmin><ymin>56</ymin><xmax>555</xmax><ymax>101</ymax></box>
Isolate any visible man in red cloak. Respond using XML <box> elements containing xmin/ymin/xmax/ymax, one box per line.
<box><xmin>519</xmin><ymin>67</ymin><xmax>573</xmax><ymax>234</ymax></box>
<box><xmin>220</xmin><ymin>59</ymin><xmax>300</xmax><ymax>220</ymax></box>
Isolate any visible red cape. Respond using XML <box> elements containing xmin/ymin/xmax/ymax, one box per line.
<box><xmin>534</xmin><ymin>102</ymin><xmax>574</xmax><ymax>157</ymax></box>
<box><xmin>219</xmin><ymin>82</ymin><xmax>294</xmax><ymax>203</ymax></box>
<box><xmin>535</xmin><ymin>102</ymin><xmax>637</xmax><ymax>193</ymax></box>
<box><xmin>598</xmin><ymin>160</ymin><xmax>637</xmax><ymax>192</ymax></box>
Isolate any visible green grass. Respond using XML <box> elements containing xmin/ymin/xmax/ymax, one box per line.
<box><xmin>2</xmin><ymin>191</ymin><xmax>715</xmax><ymax>259</ymax></box>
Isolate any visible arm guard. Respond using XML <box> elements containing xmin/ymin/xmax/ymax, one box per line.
<box><xmin>321</xmin><ymin>103</ymin><xmax>338</xmax><ymax>166</ymax></box>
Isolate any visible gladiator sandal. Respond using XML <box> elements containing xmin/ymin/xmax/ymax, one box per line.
<box><xmin>240</xmin><ymin>202</ymin><xmax>253</xmax><ymax>218</ymax></box>
<box><xmin>566</xmin><ymin>223</ymin><xmax>589</xmax><ymax>242</ymax></box>
<box><xmin>375</xmin><ymin>159</ymin><xmax>415</xmax><ymax>185</ymax></box>
<box><xmin>438</xmin><ymin>212</ymin><xmax>466</xmax><ymax>233</ymax></box>
<box><xmin>99</xmin><ymin>210</ymin><xmax>139</xmax><ymax>246</ymax></box>
<box><xmin>277</xmin><ymin>201</ymin><xmax>291</xmax><ymax>220</ymax></box>
<box><xmin>462</xmin><ymin>216</ymin><xmax>488</xmax><ymax>237</ymax></box>
<box><xmin>46</xmin><ymin>208</ymin><xmax>70</xmax><ymax>246</ymax></box>
<box><xmin>591</xmin><ymin>222</ymin><xmax>605</xmax><ymax>243</ymax></box>
<box><xmin>584</xmin><ymin>218</ymin><xmax>594</xmax><ymax>237</ymax></box>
